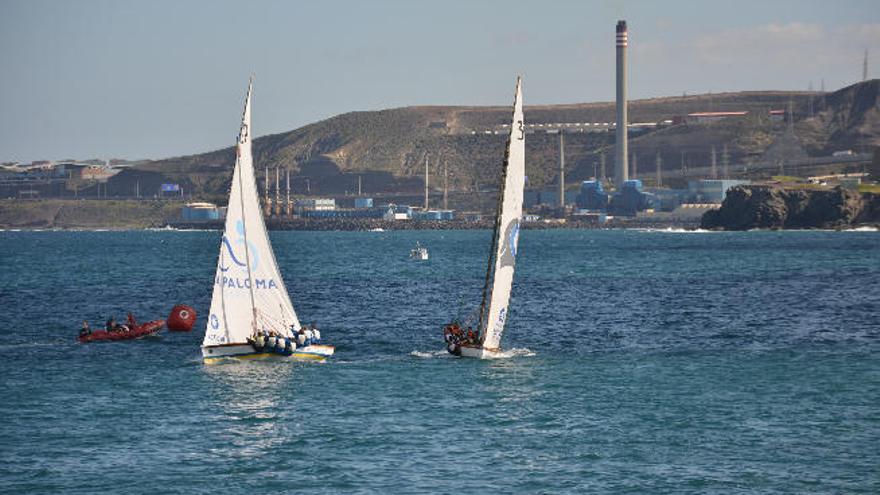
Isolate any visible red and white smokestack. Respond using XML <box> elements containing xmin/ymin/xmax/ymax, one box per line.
<box><xmin>616</xmin><ymin>20</ymin><xmax>628</xmax><ymax>48</ymax></box>
<box><xmin>615</xmin><ymin>20</ymin><xmax>629</xmax><ymax>188</ymax></box>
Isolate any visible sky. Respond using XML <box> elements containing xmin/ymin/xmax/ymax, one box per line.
<box><xmin>1</xmin><ymin>0</ymin><xmax>878</xmax><ymax>163</ymax></box>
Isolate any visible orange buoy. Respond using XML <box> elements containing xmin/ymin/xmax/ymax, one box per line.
<box><xmin>167</xmin><ymin>304</ymin><xmax>197</xmax><ymax>331</ymax></box>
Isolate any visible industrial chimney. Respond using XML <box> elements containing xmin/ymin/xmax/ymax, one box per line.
<box><xmin>615</xmin><ymin>20</ymin><xmax>629</xmax><ymax>188</ymax></box>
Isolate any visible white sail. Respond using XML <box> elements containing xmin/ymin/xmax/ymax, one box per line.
<box><xmin>481</xmin><ymin>77</ymin><xmax>525</xmax><ymax>351</ymax></box>
<box><xmin>203</xmin><ymin>80</ymin><xmax>301</xmax><ymax>349</ymax></box>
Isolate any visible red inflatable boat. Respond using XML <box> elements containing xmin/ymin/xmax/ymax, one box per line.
<box><xmin>78</xmin><ymin>320</ymin><xmax>165</xmax><ymax>343</ymax></box>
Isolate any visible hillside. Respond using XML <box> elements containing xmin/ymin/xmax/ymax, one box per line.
<box><xmin>116</xmin><ymin>80</ymin><xmax>880</xmax><ymax>200</ymax></box>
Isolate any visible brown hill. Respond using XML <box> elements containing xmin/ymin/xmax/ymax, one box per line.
<box><xmin>118</xmin><ymin>80</ymin><xmax>880</xmax><ymax>200</ymax></box>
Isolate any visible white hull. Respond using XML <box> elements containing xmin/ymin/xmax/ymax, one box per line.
<box><xmin>202</xmin><ymin>343</ymin><xmax>335</xmax><ymax>363</ymax></box>
<box><xmin>459</xmin><ymin>345</ymin><xmax>504</xmax><ymax>359</ymax></box>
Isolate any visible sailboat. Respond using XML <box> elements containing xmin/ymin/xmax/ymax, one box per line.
<box><xmin>201</xmin><ymin>80</ymin><xmax>335</xmax><ymax>363</ymax></box>
<box><xmin>443</xmin><ymin>77</ymin><xmax>525</xmax><ymax>359</ymax></box>
<box><xmin>410</xmin><ymin>241</ymin><xmax>429</xmax><ymax>260</ymax></box>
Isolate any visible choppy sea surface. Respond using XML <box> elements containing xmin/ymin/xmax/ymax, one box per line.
<box><xmin>0</xmin><ymin>229</ymin><xmax>878</xmax><ymax>493</ymax></box>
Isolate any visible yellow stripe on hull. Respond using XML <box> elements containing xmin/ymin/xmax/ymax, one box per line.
<box><xmin>203</xmin><ymin>352</ymin><xmax>327</xmax><ymax>364</ymax></box>
<box><xmin>292</xmin><ymin>352</ymin><xmax>327</xmax><ymax>361</ymax></box>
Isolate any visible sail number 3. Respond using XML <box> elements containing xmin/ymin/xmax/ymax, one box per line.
<box><xmin>516</xmin><ymin>120</ymin><xmax>524</xmax><ymax>140</ymax></box>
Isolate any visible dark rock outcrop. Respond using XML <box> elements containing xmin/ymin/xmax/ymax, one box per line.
<box><xmin>701</xmin><ymin>185</ymin><xmax>880</xmax><ymax>230</ymax></box>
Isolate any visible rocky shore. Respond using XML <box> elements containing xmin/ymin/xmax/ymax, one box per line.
<box><xmin>701</xmin><ymin>186</ymin><xmax>880</xmax><ymax>230</ymax></box>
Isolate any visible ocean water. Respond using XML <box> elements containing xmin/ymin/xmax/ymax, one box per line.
<box><xmin>0</xmin><ymin>229</ymin><xmax>878</xmax><ymax>493</ymax></box>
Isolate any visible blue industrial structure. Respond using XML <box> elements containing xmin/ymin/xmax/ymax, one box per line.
<box><xmin>575</xmin><ymin>180</ymin><xmax>609</xmax><ymax>211</ymax></box>
<box><xmin>609</xmin><ymin>180</ymin><xmax>656</xmax><ymax>216</ymax></box>
<box><xmin>524</xmin><ymin>189</ymin><xmax>578</xmax><ymax>208</ymax></box>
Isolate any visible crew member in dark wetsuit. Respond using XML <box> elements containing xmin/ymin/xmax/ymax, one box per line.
<box><xmin>466</xmin><ymin>327</ymin><xmax>477</xmax><ymax>345</ymax></box>
<box><xmin>80</xmin><ymin>320</ymin><xmax>91</xmax><ymax>337</ymax></box>
<box><xmin>444</xmin><ymin>323</ymin><xmax>463</xmax><ymax>355</ymax></box>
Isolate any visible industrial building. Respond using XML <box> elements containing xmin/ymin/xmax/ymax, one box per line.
<box><xmin>609</xmin><ymin>180</ymin><xmax>656</xmax><ymax>216</ymax></box>
<box><xmin>412</xmin><ymin>210</ymin><xmax>455</xmax><ymax>221</ymax></box>
<box><xmin>576</xmin><ymin>180</ymin><xmax>609</xmax><ymax>211</ymax></box>
<box><xmin>181</xmin><ymin>202</ymin><xmax>224</xmax><ymax>221</ymax></box>
<box><xmin>687</xmin><ymin>180</ymin><xmax>750</xmax><ymax>203</ymax></box>
<box><xmin>354</xmin><ymin>197</ymin><xmax>374</xmax><ymax>209</ymax></box>
<box><xmin>524</xmin><ymin>189</ymin><xmax>578</xmax><ymax>209</ymax></box>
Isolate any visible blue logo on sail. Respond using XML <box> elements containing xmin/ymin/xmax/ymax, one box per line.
<box><xmin>220</xmin><ymin>220</ymin><xmax>260</xmax><ymax>272</ymax></box>
<box><xmin>216</xmin><ymin>220</ymin><xmax>277</xmax><ymax>290</ymax></box>
<box><xmin>509</xmin><ymin>221</ymin><xmax>520</xmax><ymax>257</ymax></box>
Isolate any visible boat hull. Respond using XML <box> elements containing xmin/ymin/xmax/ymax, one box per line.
<box><xmin>458</xmin><ymin>345</ymin><xmax>504</xmax><ymax>359</ymax></box>
<box><xmin>202</xmin><ymin>343</ymin><xmax>335</xmax><ymax>363</ymax></box>
<box><xmin>78</xmin><ymin>320</ymin><xmax>165</xmax><ymax>343</ymax></box>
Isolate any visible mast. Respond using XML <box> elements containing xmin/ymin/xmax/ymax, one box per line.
<box><xmin>264</xmin><ymin>166</ymin><xmax>270</xmax><ymax>216</ymax></box>
<box><xmin>275</xmin><ymin>167</ymin><xmax>280</xmax><ymax>216</ymax></box>
<box><xmin>477</xmin><ymin>78</ymin><xmax>521</xmax><ymax>339</ymax></box>
<box><xmin>286</xmin><ymin>168</ymin><xmax>291</xmax><ymax>217</ymax></box>
<box><xmin>237</xmin><ymin>79</ymin><xmax>258</xmax><ymax>333</ymax></box>
<box><xmin>443</xmin><ymin>158</ymin><xmax>448</xmax><ymax>210</ymax></box>
<box><xmin>477</xmin><ymin>168</ymin><xmax>505</xmax><ymax>337</ymax></box>
<box><xmin>558</xmin><ymin>132</ymin><xmax>565</xmax><ymax>210</ymax></box>
<box><xmin>424</xmin><ymin>154</ymin><xmax>429</xmax><ymax>211</ymax></box>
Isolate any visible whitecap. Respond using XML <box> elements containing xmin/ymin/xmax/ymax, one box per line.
<box><xmin>409</xmin><ymin>350</ymin><xmax>447</xmax><ymax>358</ymax></box>
<box><xmin>492</xmin><ymin>347</ymin><xmax>536</xmax><ymax>358</ymax></box>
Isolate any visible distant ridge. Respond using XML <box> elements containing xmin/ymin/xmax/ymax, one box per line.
<box><xmin>118</xmin><ymin>80</ymin><xmax>879</xmax><ymax>199</ymax></box>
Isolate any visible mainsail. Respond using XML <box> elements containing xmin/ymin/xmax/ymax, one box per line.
<box><xmin>478</xmin><ymin>77</ymin><xmax>525</xmax><ymax>351</ymax></box>
<box><xmin>203</xmin><ymin>80</ymin><xmax>300</xmax><ymax>348</ymax></box>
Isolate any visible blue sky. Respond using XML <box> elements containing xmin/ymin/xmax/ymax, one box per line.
<box><xmin>1</xmin><ymin>0</ymin><xmax>878</xmax><ymax>162</ymax></box>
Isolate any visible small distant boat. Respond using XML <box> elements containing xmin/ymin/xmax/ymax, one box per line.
<box><xmin>443</xmin><ymin>77</ymin><xmax>524</xmax><ymax>359</ymax></box>
<box><xmin>78</xmin><ymin>320</ymin><xmax>165</xmax><ymax>343</ymax></box>
<box><xmin>410</xmin><ymin>242</ymin><xmax>429</xmax><ymax>260</ymax></box>
<box><xmin>201</xmin><ymin>79</ymin><xmax>334</xmax><ymax>363</ymax></box>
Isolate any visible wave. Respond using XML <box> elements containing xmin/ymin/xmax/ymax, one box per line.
<box><xmin>847</xmin><ymin>226</ymin><xmax>878</xmax><ymax>232</ymax></box>
<box><xmin>410</xmin><ymin>347</ymin><xmax>535</xmax><ymax>359</ymax></box>
<box><xmin>635</xmin><ymin>227</ymin><xmax>712</xmax><ymax>234</ymax></box>
<box><xmin>410</xmin><ymin>350</ymin><xmax>448</xmax><ymax>358</ymax></box>
<box><xmin>490</xmin><ymin>347</ymin><xmax>536</xmax><ymax>359</ymax></box>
